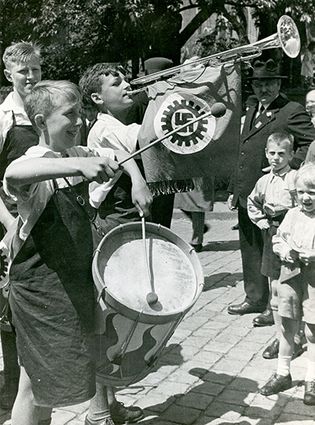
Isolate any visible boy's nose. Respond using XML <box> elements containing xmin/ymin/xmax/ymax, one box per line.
<box><xmin>123</xmin><ymin>80</ymin><xmax>130</xmax><ymax>90</ymax></box>
<box><xmin>26</xmin><ymin>69</ymin><xmax>37</xmax><ymax>81</ymax></box>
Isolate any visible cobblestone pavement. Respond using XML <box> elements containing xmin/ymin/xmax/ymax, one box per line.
<box><xmin>1</xmin><ymin>203</ymin><xmax>314</xmax><ymax>424</ymax></box>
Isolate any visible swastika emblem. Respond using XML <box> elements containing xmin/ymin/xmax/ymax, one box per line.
<box><xmin>154</xmin><ymin>93</ymin><xmax>216</xmax><ymax>154</ymax></box>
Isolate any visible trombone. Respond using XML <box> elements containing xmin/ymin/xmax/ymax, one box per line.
<box><xmin>130</xmin><ymin>15</ymin><xmax>300</xmax><ymax>88</ymax></box>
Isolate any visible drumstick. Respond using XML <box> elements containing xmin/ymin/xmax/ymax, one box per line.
<box><xmin>141</xmin><ymin>216</ymin><xmax>159</xmax><ymax>305</ymax></box>
<box><xmin>117</xmin><ymin>103</ymin><xmax>226</xmax><ymax>166</ymax></box>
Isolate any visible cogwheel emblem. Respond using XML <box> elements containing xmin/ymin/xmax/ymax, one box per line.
<box><xmin>0</xmin><ymin>248</ymin><xmax>9</xmax><ymax>279</ymax></box>
<box><xmin>154</xmin><ymin>93</ymin><xmax>216</xmax><ymax>154</ymax></box>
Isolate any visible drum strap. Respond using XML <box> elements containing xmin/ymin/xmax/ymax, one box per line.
<box><xmin>61</xmin><ymin>177</ymin><xmax>106</xmax><ymax>245</ymax></box>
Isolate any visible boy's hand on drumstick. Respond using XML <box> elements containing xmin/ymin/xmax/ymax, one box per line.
<box><xmin>132</xmin><ymin>180</ymin><xmax>153</xmax><ymax>217</ymax></box>
<box><xmin>259</xmin><ymin>219</ymin><xmax>270</xmax><ymax>230</ymax></box>
<box><xmin>298</xmin><ymin>249</ymin><xmax>315</xmax><ymax>266</ymax></box>
<box><xmin>77</xmin><ymin>157</ymin><xmax>120</xmax><ymax>183</ymax></box>
<box><xmin>281</xmin><ymin>249</ymin><xmax>299</xmax><ymax>264</ymax></box>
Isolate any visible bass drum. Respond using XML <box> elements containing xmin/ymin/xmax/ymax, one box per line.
<box><xmin>93</xmin><ymin>221</ymin><xmax>204</xmax><ymax>387</ymax></box>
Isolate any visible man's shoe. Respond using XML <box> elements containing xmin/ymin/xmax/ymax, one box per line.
<box><xmin>227</xmin><ymin>301</ymin><xmax>265</xmax><ymax>315</ymax></box>
<box><xmin>253</xmin><ymin>309</ymin><xmax>274</xmax><ymax>327</ymax></box>
<box><xmin>304</xmin><ymin>381</ymin><xmax>315</xmax><ymax>405</ymax></box>
<box><xmin>110</xmin><ymin>401</ymin><xmax>144</xmax><ymax>424</ymax></box>
<box><xmin>262</xmin><ymin>338</ymin><xmax>279</xmax><ymax>359</ymax></box>
<box><xmin>262</xmin><ymin>339</ymin><xmax>304</xmax><ymax>360</ymax></box>
<box><xmin>260</xmin><ymin>373</ymin><xmax>292</xmax><ymax>396</ymax></box>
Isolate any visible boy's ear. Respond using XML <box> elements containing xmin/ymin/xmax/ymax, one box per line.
<box><xmin>4</xmin><ymin>69</ymin><xmax>12</xmax><ymax>83</ymax></box>
<box><xmin>90</xmin><ymin>92</ymin><xmax>104</xmax><ymax>106</ymax></box>
<box><xmin>34</xmin><ymin>114</ymin><xmax>46</xmax><ymax>131</ymax></box>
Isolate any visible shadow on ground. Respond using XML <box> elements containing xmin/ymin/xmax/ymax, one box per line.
<box><xmin>138</xmin><ymin>367</ymin><xmax>310</xmax><ymax>424</ymax></box>
<box><xmin>203</xmin><ymin>273</ymin><xmax>243</xmax><ymax>292</ymax></box>
<box><xmin>202</xmin><ymin>240</ymin><xmax>240</xmax><ymax>252</ymax></box>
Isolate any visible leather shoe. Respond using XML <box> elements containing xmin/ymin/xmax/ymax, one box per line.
<box><xmin>110</xmin><ymin>401</ymin><xmax>144</xmax><ymax>424</ymax></box>
<box><xmin>262</xmin><ymin>339</ymin><xmax>304</xmax><ymax>360</ymax></box>
<box><xmin>227</xmin><ymin>301</ymin><xmax>265</xmax><ymax>315</ymax></box>
<box><xmin>304</xmin><ymin>381</ymin><xmax>315</xmax><ymax>405</ymax></box>
<box><xmin>260</xmin><ymin>373</ymin><xmax>292</xmax><ymax>396</ymax></box>
<box><xmin>253</xmin><ymin>309</ymin><xmax>274</xmax><ymax>327</ymax></box>
<box><xmin>262</xmin><ymin>338</ymin><xmax>279</xmax><ymax>359</ymax></box>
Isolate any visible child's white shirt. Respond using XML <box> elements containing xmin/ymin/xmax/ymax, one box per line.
<box><xmin>0</xmin><ymin>91</ymin><xmax>31</xmax><ymax>154</ymax></box>
<box><xmin>273</xmin><ymin>207</ymin><xmax>315</xmax><ymax>257</ymax></box>
<box><xmin>247</xmin><ymin>167</ymin><xmax>297</xmax><ymax>229</ymax></box>
<box><xmin>87</xmin><ymin>113</ymin><xmax>140</xmax><ymax>208</ymax></box>
<box><xmin>3</xmin><ymin>145</ymin><xmax>115</xmax><ymax>241</ymax></box>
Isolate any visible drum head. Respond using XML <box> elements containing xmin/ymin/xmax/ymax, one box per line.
<box><xmin>93</xmin><ymin>222</ymin><xmax>203</xmax><ymax>318</ymax></box>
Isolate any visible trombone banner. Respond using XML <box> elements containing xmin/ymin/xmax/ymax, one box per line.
<box><xmin>137</xmin><ymin>62</ymin><xmax>242</xmax><ymax>195</ymax></box>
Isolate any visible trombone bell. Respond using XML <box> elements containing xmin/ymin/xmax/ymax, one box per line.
<box><xmin>130</xmin><ymin>15</ymin><xmax>301</xmax><ymax>87</ymax></box>
<box><xmin>277</xmin><ymin>15</ymin><xmax>300</xmax><ymax>58</ymax></box>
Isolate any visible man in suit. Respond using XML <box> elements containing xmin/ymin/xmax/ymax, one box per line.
<box><xmin>227</xmin><ymin>59</ymin><xmax>315</xmax><ymax>323</ymax></box>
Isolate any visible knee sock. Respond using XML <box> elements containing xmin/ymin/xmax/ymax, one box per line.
<box><xmin>277</xmin><ymin>355</ymin><xmax>291</xmax><ymax>377</ymax></box>
<box><xmin>87</xmin><ymin>384</ymin><xmax>110</xmax><ymax>423</ymax></box>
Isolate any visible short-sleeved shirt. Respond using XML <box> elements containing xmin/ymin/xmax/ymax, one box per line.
<box><xmin>0</xmin><ymin>91</ymin><xmax>31</xmax><ymax>155</ymax></box>
<box><xmin>4</xmin><ymin>144</ymin><xmax>115</xmax><ymax>242</ymax></box>
<box><xmin>88</xmin><ymin>112</ymin><xmax>140</xmax><ymax>209</ymax></box>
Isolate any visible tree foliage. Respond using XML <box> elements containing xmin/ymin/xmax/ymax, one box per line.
<box><xmin>0</xmin><ymin>0</ymin><xmax>314</xmax><ymax>83</ymax></box>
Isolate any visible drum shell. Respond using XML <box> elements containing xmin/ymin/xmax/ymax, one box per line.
<box><xmin>92</xmin><ymin>222</ymin><xmax>203</xmax><ymax>386</ymax></box>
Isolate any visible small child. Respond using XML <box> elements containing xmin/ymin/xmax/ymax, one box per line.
<box><xmin>248</xmin><ymin>132</ymin><xmax>304</xmax><ymax>359</ymax></box>
<box><xmin>4</xmin><ymin>80</ymin><xmax>151</xmax><ymax>425</ymax></box>
<box><xmin>259</xmin><ymin>163</ymin><xmax>315</xmax><ymax>405</ymax></box>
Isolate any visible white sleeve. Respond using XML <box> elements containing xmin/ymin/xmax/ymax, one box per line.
<box><xmin>87</xmin><ymin>119</ymin><xmax>139</xmax><ymax>154</ymax></box>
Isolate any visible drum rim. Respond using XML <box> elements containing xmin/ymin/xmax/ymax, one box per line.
<box><xmin>93</xmin><ymin>221</ymin><xmax>204</xmax><ymax>320</ymax></box>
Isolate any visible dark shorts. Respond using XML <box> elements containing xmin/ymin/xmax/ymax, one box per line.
<box><xmin>261</xmin><ymin>225</ymin><xmax>281</xmax><ymax>279</ymax></box>
<box><xmin>9</xmin><ymin>263</ymin><xmax>95</xmax><ymax>407</ymax></box>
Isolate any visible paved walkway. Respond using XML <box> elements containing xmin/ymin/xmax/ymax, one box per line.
<box><xmin>1</xmin><ymin>203</ymin><xmax>314</xmax><ymax>424</ymax></box>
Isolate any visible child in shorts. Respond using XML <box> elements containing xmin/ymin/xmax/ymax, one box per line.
<box><xmin>259</xmin><ymin>163</ymin><xmax>315</xmax><ymax>405</ymax></box>
<box><xmin>248</xmin><ymin>132</ymin><xmax>304</xmax><ymax>360</ymax></box>
<box><xmin>4</xmin><ymin>80</ymin><xmax>151</xmax><ymax>425</ymax></box>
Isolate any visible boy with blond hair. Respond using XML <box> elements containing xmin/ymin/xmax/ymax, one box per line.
<box><xmin>248</xmin><ymin>132</ymin><xmax>304</xmax><ymax>362</ymax></box>
<box><xmin>4</xmin><ymin>79</ymin><xmax>151</xmax><ymax>425</ymax></box>
<box><xmin>0</xmin><ymin>41</ymin><xmax>41</xmax><ymax>410</ymax></box>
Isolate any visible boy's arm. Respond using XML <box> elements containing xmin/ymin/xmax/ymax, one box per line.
<box><xmin>272</xmin><ymin>212</ymin><xmax>298</xmax><ymax>263</ymax></box>
<box><xmin>247</xmin><ymin>182</ymin><xmax>269</xmax><ymax>230</ymax></box>
<box><xmin>4</xmin><ymin>156</ymin><xmax>120</xmax><ymax>188</ymax></box>
<box><xmin>115</xmin><ymin>150</ymin><xmax>153</xmax><ymax>217</ymax></box>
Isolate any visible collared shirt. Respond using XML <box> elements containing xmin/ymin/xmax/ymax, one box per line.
<box><xmin>247</xmin><ymin>166</ymin><xmax>297</xmax><ymax>229</ymax></box>
<box><xmin>273</xmin><ymin>207</ymin><xmax>315</xmax><ymax>257</ymax></box>
<box><xmin>87</xmin><ymin>112</ymin><xmax>141</xmax><ymax>208</ymax></box>
<box><xmin>0</xmin><ymin>91</ymin><xmax>31</xmax><ymax>154</ymax></box>
<box><xmin>4</xmin><ymin>144</ymin><xmax>115</xmax><ymax>242</ymax></box>
<box><xmin>88</xmin><ymin>112</ymin><xmax>139</xmax><ymax>153</ymax></box>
